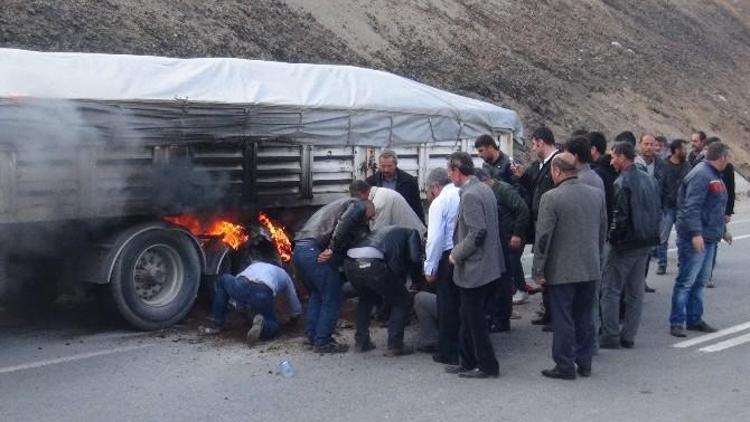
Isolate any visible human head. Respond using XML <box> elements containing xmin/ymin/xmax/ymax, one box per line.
<box><xmin>530</xmin><ymin>126</ymin><xmax>556</xmax><ymax>160</ymax></box>
<box><xmin>474</xmin><ymin>168</ymin><xmax>496</xmax><ymax>187</ymax></box>
<box><xmin>425</xmin><ymin>167</ymin><xmax>451</xmax><ymax>203</ymax></box>
<box><xmin>639</xmin><ymin>134</ymin><xmax>657</xmax><ymax>159</ymax></box>
<box><xmin>474</xmin><ymin>134</ymin><xmax>500</xmax><ymax>164</ymax></box>
<box><xmin>655</xmin><ymin>136</ymin><xmax>668</xmax><ymax>155</ymax></box>
<box><xmin>563</xmin><ymin>136</ymin><xmax>592</xmax><ymax>164</ymax></box>
<box><xmin>447</xmin><ymin>151</ymin><xmax>475</xmax><ymax>187</ymax></box>
<box><xmin>705</xmin><ymin>141</ymin><xmax>730</xmax><ymax>172</ymax></box>
<box><xmin>550</xmin><ymin>152</ymin><xmax>578</xmax><ymax>185</ymax></box>
<box><xmin>378</xmin><ymin>149</ymin><xmax>398</xmax><ymax>180</ymax></box>
<box><xmin>691</xmin><ymin>131</ymin><xmax>707</xmax><ymax>153</ymax></box>
<box><xmin>669</xmin><ymin>139</ymin><xmax>687</xmax><ymax>161</ymax></box>
<box><xmin>587</xmin><ymin>131</ymin><xmax>607</xmax><ymax>161</ymax></box>
<box><xmin>614</xmin><ymin>131</ymin><xmax>637</xmax><ymax>147</ymax></box>
<box><xmin>610</xmin><ymin>141</ymin><xmax>636</xmax><ymax>172</ymax></box>
<box><xmin>349</xmin><ymin>180</ymin><xmax>371</xmax><ymax>200</ymax></box>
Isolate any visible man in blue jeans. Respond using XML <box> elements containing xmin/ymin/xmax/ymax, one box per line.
<box><xmin>669</xmin><ymin>142</ymin><xmax>730</xmax><ymax>337</ymax></box>
<box><xmin>198</xmin><ymin>261</ymin><xmax>302</xmax><ymax>347</ymax></box>
<box><xmin>293</xmin><ymin>197</ymin><xmax>374</xmax><ymax>353</ymax></box>
<box><xmin>656</xmin><ymin>139</ymin><xmax>689</xmax><ymax>274</ymax></box>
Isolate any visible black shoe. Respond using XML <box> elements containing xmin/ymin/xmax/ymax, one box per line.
<box><xmin>314</xmin><ymin>342</ymin><xmax>350</xmax><ymax>354</ymax></box>
<box><xmin>687</xmin><ymin>321</ymin><xmax>718</xmax><ymax>333</ymax></box>
<box><xmin>644</xmin><ymin>284</ymin><xmax>656</xmax><ymax>293</ymax></box>
<box><xmin>599</xmin><ymin>338</ymin><xmax>621</xmax><ymax>349</ymax></box>
<box><xmin>576</xmin><ymin>366</ymin><xmax>591</xmax><ymax>378</ymax></box>
<box><xmin>541</xmin><ymin>325</ymin><xmax>553</xmax><ymax>333</ymax></box>
<box><xmin>445</xmin><ymin>365</ymin><xmax>473</xmax><ymax>374</ymax></box>
<box><xmin>620</xmin><ymin>339</ymin><xmax>634</xmax><ymax>349</ymax></box>
<box><xmin>489</xmin><ymin>322</ymin><xmax>511</xmax><ymax>333</ymax></box>
<box><xmin>670</xmin><ymin>326</ymin><xmax>687</xmax><ymax>337</ymax></box>
<box><xmin>416</xmin><ymin>344</ymin><xmax>438</xmax><ymax>354</ymax></box>
<box><xmin>433</xmin><ymin>354</ymin><xmax>459</xmax><ymax>366</ymax></box>
<box><xmin>541</xmin><ymin>367</ymin><xmax>576</xmax><ymax>380</ymax></box>
<box><xmin>384</xmin><ymin>345</ymin><xmax>414</xmax><ymax>357</ymax></box>
<box><xmin>355</xmin><ymin>339</ymin><xmax>376</xmax><ymax>353</ymax></box>
<box><xmin>531</xmin><ymin>317</ymin><xmax>551</xmax><ymax>326</ymax></box>
<box><xmin>656</xmin><ymin>265</ymin><xmax>666</xmax><ymax>275</ymax></box>
<box><xmin>458</xmin><ymin>368</ymin><xmax>498</xmax><ymax>379</ymax></box>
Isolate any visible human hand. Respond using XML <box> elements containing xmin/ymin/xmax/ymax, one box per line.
<box><xmin>317</xmin><ymin>249</ymin><xmax>333</xmax><ymax>263</ymax></box>
<box><xmin>512</xmin><ymin>163</ymin><xmax>525</xmax><ymax>177</ymax></box>
<box><xmin>510</xmin><ymin>236</ymin><xmax>523</xmax><ymax>251</ymax></box>
<box><xmin>425</xmin><ymin>273</ymin><xmax>437</xmax><ymax>283</ymax></box>
<box><xmin>725</xmin><ymin>215</ymin><xmax>732</xmax><ymax>224</ymax></box>
<box><xmin>691</xmin><ymin>235</ymin><xmax>705</xmax><ymax>253</ymax></box>
<box><xmin>448</xmin><ymin>254</ymin><xmax>455</xmax><ymax>265</ymax></box>
<box><xmin>534</xmin><ymin>275</ymin><xmax>546</xmax><ymax>286</ymax></box>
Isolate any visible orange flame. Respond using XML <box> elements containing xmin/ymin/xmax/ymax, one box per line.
<box><xmin>257</xmin><ymin>212</ymin><xmax>293</xmax><ymax>262</ymax></box>
<box><xmin>164</xmin><ymin>215</ymin><xmax>249</xmax><ymax>250</ymax></box>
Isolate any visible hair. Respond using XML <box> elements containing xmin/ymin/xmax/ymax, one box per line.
<box><xmin>474</xmin><ymin>168</ymin><xmax>491</xmax><ymax>182</ymax></box>
<box><xmin>447</xmin><ymin>151</ymin><xmax>475</xmax><ymax>176</ymax></box>
<box><xmin>587</xmin><ymin>131</ymin><xmax>607</xmax><ymax>155</ymax></box>
<box><xmin>611</xmin><ymin>141</ymin><xmax>636</xmax><ymax>161</ymax></box>
<box><xmin>640</xmin><ymin>133</ymin><xmax>656</xmax><ymax>144</ymax></box>
<box><xmin>474</xmin><ymin>134</ymin><xmax>498</xmax><ymax>150</ymax></box>
<box><xmin>379</xmin><ymin>149</ymin><xmax>398</xmax><ymax>164</ymax></box>
<box><xmin>531</xmin><ymin>126</ymin><xmax>555</xmax><ymax>145</ymax></box>
<box><xmin>705</xmin><ymin>142</ymin><xmax>729</xmax><ymax>161</ymax></box>
<box><xmin>563</xmin><ymin>136</ymin><xmax>593</xmax><ymax>163</ymax></box>
<box><xmin>426</xmin><ymin>167</ymin><xmax>451</xmax><ymax>187</ymax></box>
<box><xmin>655</xmin><ymin>135</ymin><xmax>668</xmax><ymax>146</ymax></box>
<box><xmin>694</xmin><ymin>131</ymin><xmax>707</xmax><ymax>142</ymax></box>
<box><xmin>349</xmin><ymin>180</ymin><xmax>371</xmax><ymax>196</ymax></box>
<box><xmin>669</xmin><ymin>139</ymin><xmax>686</xmax><ymax>154</ymax></box>
<box><xmin>614</xmin><ymin>131</ymin><xmax>637</xmax><ymax>146</ymax></box>
<box><xmin>570</xmin><ymin>128</ymin><xmax>588</xmax><ymax>137</ymax></box>
<box><xmin>705</xmin><ymin>136</ymin><xmax>722</xmax><ymax>145</ymax></box>
<box><xmin>551</xmin><ymin>154</ymin><xmax>578</xmax><ymax>174</ymax></box>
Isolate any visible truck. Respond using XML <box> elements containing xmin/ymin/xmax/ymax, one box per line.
<box><xmin>0</xmin><ymin>49</ymin><xmax>522</xmax><ymax>330</ymax></box>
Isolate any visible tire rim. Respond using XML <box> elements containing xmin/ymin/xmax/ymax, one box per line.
<box><xmin>132</xmin><ymin>243</ymin><xmax>184</xmax><ymax>307</ymax></box>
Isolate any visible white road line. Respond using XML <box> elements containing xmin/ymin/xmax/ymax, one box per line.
<box><xmin>673</xmin><ymin>321</ymin><xmax>750</xmax><ymax>348</ymax></box>
<box><xmin>699</xmin><ymin>332</ymin><xmax>750</xmax><ymax>353</ymax></box>
<box><xmin>0</xmin><ymin>344</ymin><xmax>152</xmax><ymax>375</ymax></box>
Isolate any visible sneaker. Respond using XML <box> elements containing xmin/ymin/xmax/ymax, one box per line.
<box><xmin>246</xmin><ymin>314</ymin><xmax>264</xmax><ymax>347</ymax></box>
<box><xmin>670</xmin><ymin>326</ymin><xmax>687</xmax><ymax>338</ymax></box>
<box><xmin>687</xmin><ymin>321</ymin><xmax>718</xmax><ymax>333</ymax></box>
<box><xmin>512</xmin><ymin>290</ymin><xmax>529</xmax><ymax>305</ymax></box>
<box><xmin>314</xmin><ymin>342</ymin><xmax>350</xmax><ymax>354</ymax></box>
<box><xmin>197</xmin><ymin>323</ymin><xmax>222</xmax><ymax>336</ymax></box>
<box><xmin>656</xmin><ymin>265</ymin><xmax>666</xmax><ymax>275</ymax></box>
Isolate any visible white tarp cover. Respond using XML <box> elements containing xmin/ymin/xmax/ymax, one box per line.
<box><xmin>0</xmin><ymin>48</ymin><xmax>523</xmax><ymax>146</ymax></box>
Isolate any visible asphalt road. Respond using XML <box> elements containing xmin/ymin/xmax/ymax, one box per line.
<box><xmin>2</xmin><ymin>201</ymin><xmax>749</xmax><ymax>422</ymax></box>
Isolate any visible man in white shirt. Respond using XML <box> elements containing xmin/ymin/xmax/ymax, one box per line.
<box><xmin>198</xmin><ymin>261</ymin><xmax>301</xmax><ymax>347</ymax></box>
<box><xmin>418</xmin><ymin>167</ymin><xmax>461</xmax><ymax>365</ymax></box>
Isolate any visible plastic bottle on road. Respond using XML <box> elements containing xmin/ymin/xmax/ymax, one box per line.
<box><xmin>278</xmin><ymin>360</ymin><xmax>295</xmax><ymax>378</ymax></box>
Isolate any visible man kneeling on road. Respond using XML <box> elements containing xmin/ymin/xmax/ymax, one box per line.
<box><xmin>198</xmin><ymin>261</ymin><xmax>302</xmax><ymax>347</ymax></box>
<box><xmin>343</xmin><ymin>225</ymin><xmax>423</xmax><ymax>356</ymax></box>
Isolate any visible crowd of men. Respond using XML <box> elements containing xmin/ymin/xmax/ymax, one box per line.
<box><xmin>198</xmin><ymin>127</ymin><xmax>735</xmax><ymax>380</ymax></box>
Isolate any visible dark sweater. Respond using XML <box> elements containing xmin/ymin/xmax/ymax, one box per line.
<box><xmin>660</xmin><ymin>159</ymin><xmax>690</xmax><ymax>209</ymax></box>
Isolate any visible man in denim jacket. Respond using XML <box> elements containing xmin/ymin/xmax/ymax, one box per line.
<box><xmin>669</xmin><ymin>142</ymin><xmax>730</xmax><ymax>337</ymax></box>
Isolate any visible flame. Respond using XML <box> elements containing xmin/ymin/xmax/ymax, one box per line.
<box><xmin>164</xmin><ymin>215</ymin><xmax>249</xmax><ymax>250</ymax></box>
<box><xmin>257</xmin><ymin>212</ymin><xmax>293</xmax><ymax>262</ymax></box>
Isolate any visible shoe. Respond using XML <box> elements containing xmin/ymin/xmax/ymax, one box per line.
<box><xmin>541</xmin><ymin>325</ymin><xmax>553</xmax><ymax>332</ymax></box>
<box><xmin>599</xmin><ymin>338</ymin><xmax>621</xmax><ymax>349</ymax></box>
<box><xmin>197</xmin><ymin>323</ymin><xmax>222</xmax><ymax>336</ymax></box>
<box><xmin>644</xmin><ymin>284</ymin><xmax>656</xmax><ymax>293</ymax></box>
<box><xmin>355</xmin><ymin>339</ymin><xmax>376</xmax><ymax>353</ymax></box>
<box><xmin>489</xmin><ymin>322</ymin><xmax>511</xmax><ymax>333</ymax></box>
<box><xmin>656</xmin><ymin>265</ymin><xmax>666</xmax><ymax>275</ymax></box>
<box><xmin>620</xmin><ymin>339</ymin><xmax>634</xmax><ymax>349</ymax></box>
<box><xmin>510</xmin><ymin>310</ymin><xmax>522</xmax><ymax>320</ymax></box>
<box><xmin>385</xmin><ymin>345</ymin><xmax>414</xmax><ymax>357</ymax></box>
<box><xmin>245</xmin><ymin>314</ymin><xmax>264</xmax><ymax>347</ymax></box>
<box><xmin>458</xmin><ymin>368</ymin><xmax>498</xmax><ymax>379</ymax></box>
<box><xmin>433</xmin><ymin>354</ymin><xmax>459</xmax><ymax>366</ymax></box>
<box><xmin>576</xmin><ymin>366</ymin><xmax>591</xmax><ymax>378</ymax></box>
<box><xmin>687</xmin><ymin>321</ymin><xmax>718</xmax><ymax>333</ymax></box>
<box><xmin>670</xmin><ymin>326</ymin><xmax>687</xmax><ymax>338</ymax></box>
<box><xmin>512</xmin><ymin>290</ymin><xmax>529</xmax><ymax>305</ymax></box>
<box><xmin>526</xmin><ymin>281</ymin><xmax>543</xmax><ymax>294</ymax></box>
<box><xmin>706</xmin><ymin>281</ymin><xmax>716</xmax><ymax>288</ymax></box>
<box><xmin>314</xmin><ymin>342</ymin><xmax>350</xmax><ymax>354</ymax></box>
<box><xmin>541</xmin><ymin>367</ymin><xmax>576</xmax><ymax>380</ymax></box>
<box><xmin>531</xmin><ymin>317</ymin><xmax>550</xmax><ymax>326</ymax></box>
<box><xmin>416</xmin><ymin>344</ymin><xmax>438</xmax><ymax>354</ymax></box>
<box><xmin>445</xmin><ymin>365</ymin><xmax>472</xmax><ymax>374</ymax></box>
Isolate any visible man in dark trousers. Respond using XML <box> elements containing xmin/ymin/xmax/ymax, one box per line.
<box><xmin>532</xmin><ymin>153</ymin><xmax>607</xmax><ymax>380</ymax></box>
<box><xmin>445</xmin><ymin>152</ymin><xmax>504</xmax><ymax>379</ymax></box>
<box><xmin>656</xmin><ymin>139</ymin><xmax>690</xmax><ymax>275</ymax></box>
<box><xmin>293</xmin><ymin>197</ymin><xmax>374</xmax><ymax>353</ymax></box>
<box><xmin>475</xmin><ymin>134</ymin><xmax>514</xmax><ymax>184</ymax></box>
<box><xmin>600</xmin><ymin>142</ymin><xmax>661</xmax><ymax>349</ymax></box>
<box><xmin>343</xmin><ymin>225</ymin><xmax>423</xmax><ymax>356</ymax></box>
<box><xmin>512</xmin><ymin>126</ymin><xmax>560</xmax><ymax>327</ymax></box>
<box><xmin>366</xmin><ymin>149</ymin><xmax>424</xmax><ymax>222</ymax></box>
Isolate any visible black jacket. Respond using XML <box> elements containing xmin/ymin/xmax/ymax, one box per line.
<box><xmin>352</xmin><ymin>226</ymin><xmax>423</xmax><ymax>276</ymax></box>
<box><xmin>659</xmin><ymin>159</ymin><xmax>690</xmax><ymax>209</ymax></box>
<box><xmin>482</xmin><ymin>153</ymin><xmax>514</xmax><ymax>184</ymax></box>
<box><xmin>592</xmin><ymin>154</ymin><xmax>617</xmax><ymax>222</ymax></box>
<box><xmin>515</xmin><ymin>150</ymin><xmax>560</xmax><ymax>242</ymax></box>
<box><xmin>609</xmin><ymin>165</ymin><xmax>661</xmax><ymax>251</ymax></box>
<box><xmin>366</xmin><ymin>168</ymin><xmax>424</xmax><ymax>223</ymax></box>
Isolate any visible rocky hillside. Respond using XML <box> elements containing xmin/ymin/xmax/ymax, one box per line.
<box><xmin>2</xmin><ymin>0</ymin><xmax>749</xmax><ymax>174</ymax></box>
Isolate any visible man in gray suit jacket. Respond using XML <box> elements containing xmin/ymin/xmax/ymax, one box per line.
<box><xmin>532</xmin><ymin>153</ymin><xmax>607</xmax><ymax>380</ymax></box>
<box><xmin>445</xmin><ymin>152</ymin><xmax>504</xmax><ymax>379</ymax></box>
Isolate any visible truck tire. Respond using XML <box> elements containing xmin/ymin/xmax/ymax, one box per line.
<box><xmin>107</xmin><ymin>229</ymin><xmax>201</xmax><ymax>330</ymax></box>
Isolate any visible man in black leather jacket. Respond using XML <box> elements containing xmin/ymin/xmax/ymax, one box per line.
<box><xmin>366</xmin><ymin>149</ymin><xmax>424</xmax><ymax>223</ymax></box>
<box><xmin>343</xmin><ymin>225</ymin><xmax>423</xmax><ymax>356</ymax></box>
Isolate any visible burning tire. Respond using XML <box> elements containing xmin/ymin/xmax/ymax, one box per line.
<box><xmin>107</xmin><ymin>229</ymin><xmax>201</xmax><ymax>330</ymax></box>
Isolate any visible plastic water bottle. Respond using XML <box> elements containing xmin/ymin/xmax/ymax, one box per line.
<box><xmin>278</xmin><ymin>360</ymin><xmax>295</xmax><ymax>378</ymax></box>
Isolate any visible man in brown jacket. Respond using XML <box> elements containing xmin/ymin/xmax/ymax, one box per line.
<box><xmin>532</xmin><ymin>153</ymin><xmax>607</xmax><ymax>380</ymax></box>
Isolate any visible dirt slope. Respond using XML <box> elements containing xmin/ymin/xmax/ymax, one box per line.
<box><xmin>1</xmin><ymin>0</ymin><xmax>749</xmax><ymax>174</ymax></box>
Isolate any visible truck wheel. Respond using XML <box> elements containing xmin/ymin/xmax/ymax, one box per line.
<box><xmin>108</xmin><ymin>230</ymin><xmax>201</xmax><ymax>330</ymax></box>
